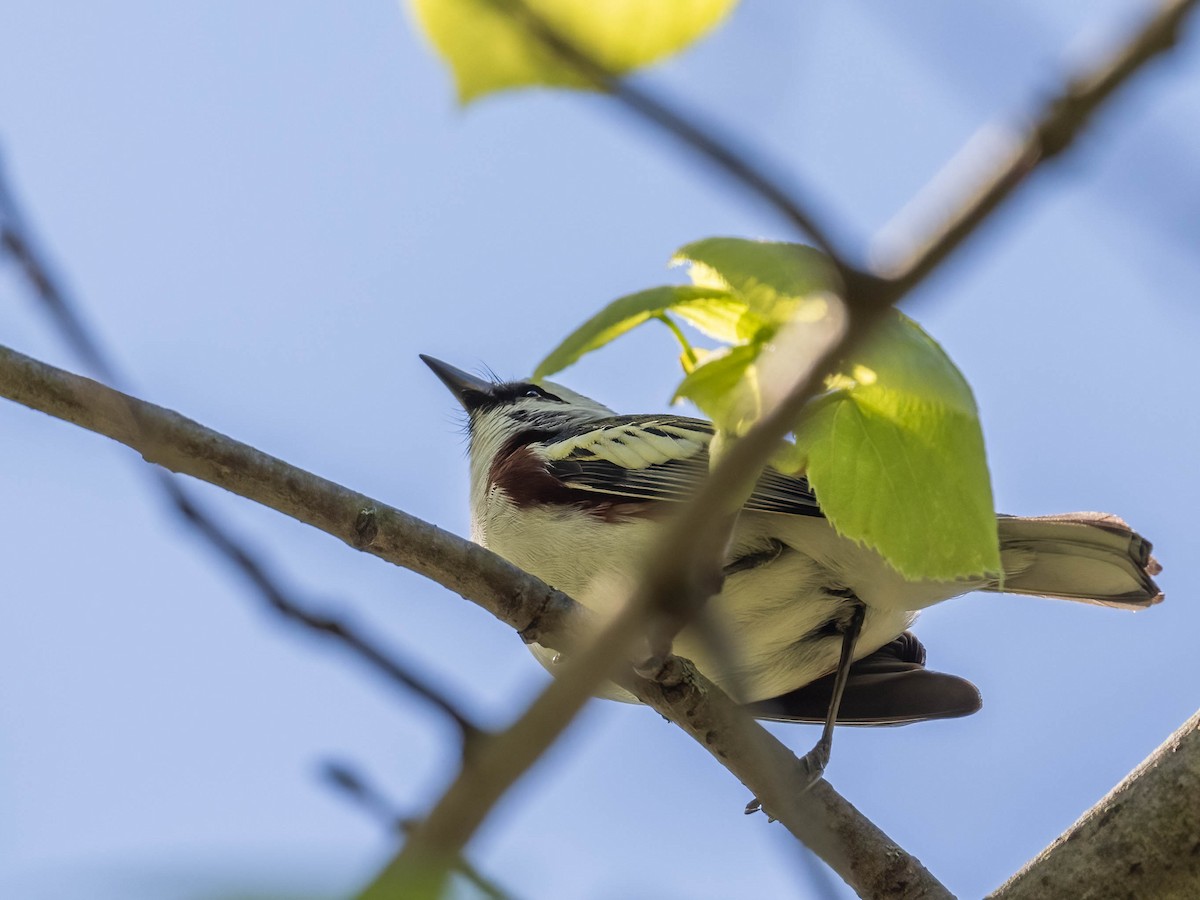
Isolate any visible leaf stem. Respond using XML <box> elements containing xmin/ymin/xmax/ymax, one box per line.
<box><xmin>654</xmin><ymin>312</ymin><xmax>699</xmax><ymax>372</ymax></box>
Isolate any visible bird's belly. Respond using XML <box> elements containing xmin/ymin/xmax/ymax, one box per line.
<box><xmin>476</xmin><ymin>499</ymin><xmax>917</xmax><ymax>703</ymax></box>
<box><xmin>476</xmin><ymin>501</ymin><xmax>663</xmax><ymax>615</ymax></box>
<box><xmin>677</xmin><ymin>550</ymin><xmax>915</xmax><ymax>701</ymax></box>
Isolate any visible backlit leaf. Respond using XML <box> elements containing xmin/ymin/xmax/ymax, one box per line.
<box><xmin>673</xmin><ymin>344</ymin><xmax>761</xmax><ymax>434</ymax></box>
<box><xmin>411</xmin><ymin>0</ymin><xmax>739</xmax><ymax>103</ymax></box>
<box><xmin>792</xmin><ymin>312</ymin><xmax>999</xmax><ymax>580</ymax></box>
<box><xmin>672</xmin><ymin>237</ymin><xmax>838</xmax><ymax>324</ymax></box>
<box><xmin>534</xmin><ymin>285</ymin><xmax>733</xmax><ymax>379</ymax></box>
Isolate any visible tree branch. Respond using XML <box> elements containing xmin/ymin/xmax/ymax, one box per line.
<box><xmin>322</xmin><ymin>761</ymin><xmax>516</xmax><ymax>900</ymax></box>
<box><xmin>989</xmin><ymin>709</ymin><xmax>1200</xmax><ymax>900</ymax></box>
<box><xmin>0</xmin><ymin>342</ymin><xmax>583</xmax><ymax>643</ymax></box>
<box><xmin>0</xmin><ymin>342</ymin><xmax>945</xmax><ymax>899</ymax></box>
<box><xmin>876</xmin><ymin>0</ymin><xmax>1199</xmax><ymax>292</ymax></box>
<box><xmin>372</xmin><ymin>2</ymin><xmax>1200</xmax><ymax>893</ymax></box>
<box><xmin>171</xmin><ymin>484</ymin><xmax>486</xmax><ymax>748</ymax></box>
<box><xmin>489</xmin><ymin>0</ymin><xmax>855</xmax><ymax>276</ymax></box>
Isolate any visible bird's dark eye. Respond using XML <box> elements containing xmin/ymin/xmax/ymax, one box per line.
<box><xmin>498</xmin><ymin>382</ymin><xmax>564</xmax><ymax>404</ymax></box>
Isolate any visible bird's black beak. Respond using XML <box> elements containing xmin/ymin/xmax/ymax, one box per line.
<box><xmin>420</xmin><ymin>355</ymin><xmax>496</xmax><ymax>412</ymax></box>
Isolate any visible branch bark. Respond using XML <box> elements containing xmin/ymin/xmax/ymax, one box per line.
<box><xmin>990</xmin><ymin>710</ymin><xmax>1200</xmax><ymax>900</ymax></box>
<box><xmin>0</xmin><ymin>342</ymin><xmax>946</xmax><ymax>899</ymax></box>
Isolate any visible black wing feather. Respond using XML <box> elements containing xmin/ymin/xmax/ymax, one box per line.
<box><xmin>744</xmin><ymin>633</ymin><xmax>983</xmax><ymax>725</ymax></box>
<box><xmin>541</xmin><ymin>415</ymin><xmax>824</xmax><ymax>518</ymax></box>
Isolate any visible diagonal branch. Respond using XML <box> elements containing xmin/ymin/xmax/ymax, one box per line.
<box><xmin>170</xmin><ymin>483</ymin><xmax>485</xmax><ymax>747</ymax></box>
<box><xmin>988</xmin><ymin>709</ymin><xmax>1200</xmax><ymax>900</ymax></box>
<box><xmin>0</xmin><ymin>342</ymin><xmax>945</xmax><ymax>899</ymax></box>
<box><xmin>373</xmin><ymin>1</ymin><xmax>1200</xmax><ymax>894</ymax></box>
<box><xmin>877</xmin><ymin>0</ymin><xmax>1199</xmax><ymax>293</ymax></box>
<box><xmin>488</xmin><ymin>0</ymin><xmax>855</xmax><ymax>276</ymax></box>
<box><xmin>322</xmin><ymin>761</ymin><xmax>516</xmax><ymax>900</ymax></box>
<box><xmin>0</xmin><ymin>157</ymin><xmax>113</xmax><ymax>378</ymax></box>
<box><xmin>0</xmin><ymin>342</ymin><xmax>585</xmax><ymax>647</ymax></box>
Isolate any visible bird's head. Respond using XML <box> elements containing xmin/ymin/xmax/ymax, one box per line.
<box><xmin>421</xmin><ymin>355</ymin><xmax>614</xmax><ymax>460</ymax></box>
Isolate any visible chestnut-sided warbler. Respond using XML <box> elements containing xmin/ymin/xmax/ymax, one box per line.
<box><xmin>423</xmin><ymin>355</ymin><xmax>1162</xmax><ymax>733</ymax></box>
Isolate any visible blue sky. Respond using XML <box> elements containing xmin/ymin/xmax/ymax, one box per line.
<box><xmin>1</xmin><ymin>2</ymin><xmax>1198</xmax><ymax>898</ymax></box>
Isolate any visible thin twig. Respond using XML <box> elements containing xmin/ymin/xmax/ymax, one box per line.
<box><xmin>0</xmin><ymin>342</ymin><xmax>942</xmax><ymax>898</ymax></box>
<box><xmin>0</xmin><ymin>162</ymin><xmax>483</xmax><ymax>748</ymax></box>
<box><xmin>488</xmin><ymin>0</ymin><xmax>855</xmax><ymax>276</ymax></box>
<box><xmin>170</xmin><ymin>481</ymin><xmax>484</xmax><ymax>746</ymax></box>
<box><xmin>0</xmin><ymin>159</ymin><xmax>113</xmax><ymax>380</ymax></box>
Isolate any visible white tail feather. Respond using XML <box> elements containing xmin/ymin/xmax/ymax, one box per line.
<box><xmin>994</xmin><ymin>512</ymin><xmax>1162</xmax><ymax>609</ymax></box>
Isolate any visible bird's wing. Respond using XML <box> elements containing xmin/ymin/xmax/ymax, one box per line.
<box><xmin>744</xmin><ymin>632</ymin><xmax>983</xmax><ymax>726</ymax></box>
<box><xmin>536</xmin><ymin>415</ymin><xmax>823</xmax><ymax>517</ymax></box>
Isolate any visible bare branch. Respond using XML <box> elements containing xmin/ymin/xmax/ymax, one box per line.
<box><xmin>362</xmin><ymin>640</ymin><xmax>957</xmax><ymax>900</ymax></box>
<box><xmin>875</xmin><ymin>0</ymin><xmax>1200</xmax><ymax>293</ymax></box>
<box><xmin>626</xmin><ymin>659</ymin><xmax>952</xmax><ymax>900</ymax></box>
<box><xmin>0</xmin><ymin>343</ymin><xmax>943</xmax><ymax>899</ymax></box>
<box><xmin>324</xmin><ymin>761</ymin><xmax>411</xmax><ymax>834</ymax></box>
<box><xmin>989</xmin><ymin>709</ymin><xmax>1200</xmax><ymax>900</ymax></box>
<box><xmin>0</xmin><ymin>342</ymin><xmax>585</xmax><ymax>643</ymax></box>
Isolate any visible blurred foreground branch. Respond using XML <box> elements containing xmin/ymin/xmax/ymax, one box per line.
<box><xmin>490</xmin><ymin>0</ymin><xmax>852</xmax><ymax>273</ymax></box>
<box><xmin>366</xmin><ymin>1</ymin><xmax>1200</xmax><ymax>896</ymax></box>
<box><xmin>323</xmin><ymin>761</ymin><xmax>514</xmax><ymax>900</ymax></box>
<box><xmin>0</xmin><ymin>342</ymin><xmax>945</xmax><ymax>899</ymax></box>
<box><xmin>877</xmin><ymin>0</ymin><xmax>1200</xmax><ymax>294</ymax></box>
<box><xmin>2</xmin><ymin>1</ymin><xmax>1194</xmax><ymax>898</ymax></box>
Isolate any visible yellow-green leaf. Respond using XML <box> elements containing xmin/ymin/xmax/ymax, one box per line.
<box><xmin>673</xmin><ymin>344</ymin><xmax>761</xmax><ymax>434</ymax></box>
<box><xmin>530</xmin><ymin>234</ymin><xmax>997</xmax><ymax>583</ymax></box>
<box><xmin>410</xmin><ymin>0</ymin><xmax>740</xmax><ymax>103</ymax></box>
<box><xmin>671</xmin><ymin>295</ymin><xmax>763</xmax><ymax>342</ymax></box>
<box><xmin>534</xmin><ymin>285</ymin><xmax>733</xmax><ymax>379</ymax></box>
<box><xmin>672</xmin><ymin>237</ymin><xmax>839</xmax><ymax>323</ymax></box>
<box><xmin>792</xmin><ymin>312</ymin><xmax>999</xmax><ymax>581</ymax></box>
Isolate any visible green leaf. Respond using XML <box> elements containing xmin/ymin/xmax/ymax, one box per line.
<box><xmin>672</xmin><ymin>296</ymin><xmax>767</xmax><ymax>342</ymax></box>
<box><xmin>410</xmin><ymin>0</ymin><xmax>739</xmax><ymax>103</ymax></box>
<box><xmin>673</xmin><ymin>344</ymin><xmax>761</xmax><ymax>434</ymax></box>
<box><xmin>531</xmin><ymin>233</ymin><xmax>996</xmax><ymax>582</ymax></box>
<box><xmin>666</xmin><ymin>237</ymin><xmax>843</xmax><ymax>438</ymax></box>
<box><xmin>793</xmin><ymin>312</ymin><xmax>999</xmax><ymax>581</ymax></box>
<box><xmin>672</xmin><ymin>237</ymin><xmax>839</xmax><ymax>323</ymax></box>
<box><xmin>534</xmin><ymin>285</ymin><xmax>734</xmax><ymax>379</ymax></box>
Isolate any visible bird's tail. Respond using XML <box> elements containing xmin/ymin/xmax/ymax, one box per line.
<box><xmin>994</xmin><ymin>512</ymin><xmax>1163</xmax><ymax>609</ymax></box>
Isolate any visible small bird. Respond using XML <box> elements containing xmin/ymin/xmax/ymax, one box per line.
<box><xmin>423</xmin><ymin>355</ymin><xmax>1163</xmax><ymax>740</ymax></box>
